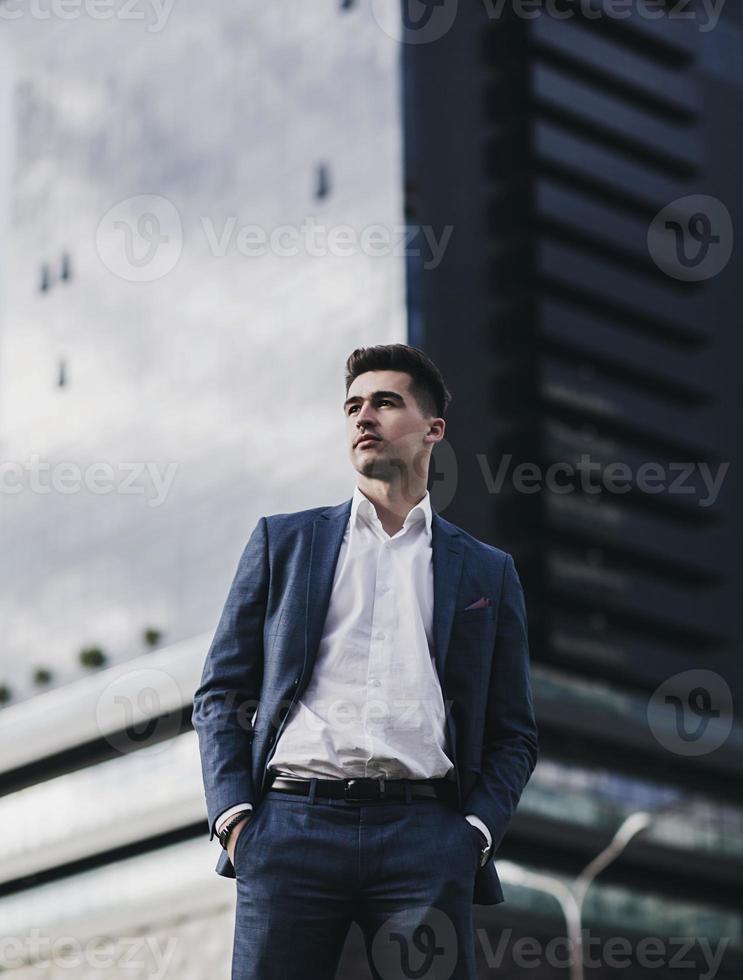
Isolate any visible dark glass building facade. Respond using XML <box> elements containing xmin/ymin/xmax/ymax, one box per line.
<box><xmin>404</xmin><ymin>2</ymin><xmax>743</xmax><ymax>976</ymax></box>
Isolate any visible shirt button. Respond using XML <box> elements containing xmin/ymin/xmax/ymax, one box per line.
<box><xmin>380</xmin><ymin>584</ymin><xmax>389</xmax><ymax>593</ymax></box>
<box><xmin>375</xmin><ymin>631</ymin><xmax>385</xmax><ymax>640</ymax></box>
<box><xmin>370</xmin><ymin>678</ymin><xmax>381</xmax><ymax>688</ymax></box>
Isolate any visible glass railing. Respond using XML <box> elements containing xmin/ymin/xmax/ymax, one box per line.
<box><xmin>517</xmin><ymin>754</ymin><xmax>743</xmax><ymax>861</ymax></box>
<box><xmin>499</xmin><ymin>860</ymin><xmax>743</xmax><ymax>950</ymax></box>
<box><xmin>532</xmin><ymin>663</ymin><xmax>743</xmax><ymax>755</ymax></box>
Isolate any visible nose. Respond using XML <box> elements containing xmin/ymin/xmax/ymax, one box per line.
<box><xmin>354</xmin><ymin>402</ymin><xmax>377</xmax><ymax>427</ymax></box>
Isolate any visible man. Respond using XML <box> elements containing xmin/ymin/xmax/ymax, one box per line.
<box><xmin>192</xmin><ymin>343</ymin><xmax>538</xmax><ymax>980</ymax></box>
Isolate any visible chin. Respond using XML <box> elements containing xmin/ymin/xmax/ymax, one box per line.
<box><xmin>360</xmin><ymin>459</ymin><xmax>394</xmax><ymax>479</ymax></box>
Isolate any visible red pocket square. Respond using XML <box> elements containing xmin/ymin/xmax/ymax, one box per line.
<box><xmin>464</xmin><ymin>596</ymin><xmax>491</xmax><ymax>610</ymax></box>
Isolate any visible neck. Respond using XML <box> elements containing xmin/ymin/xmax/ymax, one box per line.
<box><xmin>356</xmin><ymin>477</ymin><xmax>427</xmax><ymax>536</ymax></box>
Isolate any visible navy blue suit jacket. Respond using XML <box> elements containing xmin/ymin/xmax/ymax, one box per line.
<box><xmin>191</xmin><ymin>496</ymin><xmax>538</xmax><ymax>905</ymax></box>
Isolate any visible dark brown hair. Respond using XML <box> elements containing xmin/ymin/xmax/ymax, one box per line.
<box><xmin>344</xmin><ymin>344</ymin><xmax>452</xmax><ymax>419</ymax></box>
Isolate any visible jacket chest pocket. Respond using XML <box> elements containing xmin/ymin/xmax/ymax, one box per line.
<box><xmin>452</xmin><ymin>605</ymin><xmax>494</xmax><ymax>628</ymax></box>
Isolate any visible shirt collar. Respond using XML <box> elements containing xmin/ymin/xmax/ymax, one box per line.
<box><xmin>350</xmin><ymin>484</ymin><xmax>433</xmax><ymax>538</ymax></box>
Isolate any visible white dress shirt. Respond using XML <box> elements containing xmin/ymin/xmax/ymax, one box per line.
<box><xmin>216</xmin><ymin>485</ymin><xmax>491</xmax><ymax>856</ymax></box>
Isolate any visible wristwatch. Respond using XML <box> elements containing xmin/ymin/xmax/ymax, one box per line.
<box><xmin>218</xmin><ymin>810</ymin><xmax>252</xmax><ymax>851</ymax></box>
<box><xmin>472</xmin><ymin>826</ymin><xmax>491</xmax><ymax>868</ymax></box>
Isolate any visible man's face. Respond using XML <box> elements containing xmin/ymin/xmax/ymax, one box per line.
<box><xmin>344</xmin><ymin>370</ymin><xmax>443</xmax><ymax>484</ymax></box>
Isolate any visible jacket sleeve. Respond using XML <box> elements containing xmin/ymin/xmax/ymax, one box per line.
<box><xmin>191</xmin><ymin>517</ymin><xmax>269</xmax><ymax>839</ymax></box>
<box><xmin>463</xmin><ymin>552</ymin><xmax>538</xmax><ymax>853</ymax></box>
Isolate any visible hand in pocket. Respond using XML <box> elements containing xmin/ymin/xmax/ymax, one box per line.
<box><xmin>227</xmin><ymin>814</ymin><xmax>253</xmax><ymax>865</ymax></box>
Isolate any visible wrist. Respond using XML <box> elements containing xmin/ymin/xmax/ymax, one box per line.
<box><xmin>218</xmin><ymin>810</ymin><xmax>252</xmax><ymax>850</ymax></box>
<box><xmin>471</xmin><ymin>826</ymin><xmax>491</xmax><ymax>866</ymax></box>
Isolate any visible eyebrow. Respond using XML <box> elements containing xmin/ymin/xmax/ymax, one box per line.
<box><xmin>343</xmin><ymin>390</ymin><xmax>405</xmax><ymax>412</ymax></box>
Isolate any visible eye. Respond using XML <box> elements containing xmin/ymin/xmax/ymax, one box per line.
<box><xmin>347</xmin><ymin>399</ymin><xmax>394</xmax><ymax>415</ymax></box>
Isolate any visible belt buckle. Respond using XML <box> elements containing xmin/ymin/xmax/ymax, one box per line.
<box><xmin>343</xmin><ymin>777</ymin><xmax>383</xmax><ymax>802</ymax></box>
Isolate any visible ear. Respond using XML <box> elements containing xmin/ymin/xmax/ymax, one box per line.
<box><xmin>427</xmin><ymin>418</ymin><xmax>446</xmax><ymax>442</ymax></box>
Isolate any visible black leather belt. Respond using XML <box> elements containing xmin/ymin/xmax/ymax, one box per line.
<box><xmin>267</xmin><ymin>774</ymin><xmax>449</xmax><ymax>802</ymax></box>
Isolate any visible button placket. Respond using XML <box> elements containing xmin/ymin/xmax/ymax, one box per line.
<box><xmin>366</xmin><ymin>536</ymin><xmax>393</xmax><ymax>770</ymax></box>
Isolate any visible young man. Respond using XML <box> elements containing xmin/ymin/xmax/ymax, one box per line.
<box><xmin>192</xmin><ymin>343</ymin><xmax>538</xmax><ymax>980</ymax></box>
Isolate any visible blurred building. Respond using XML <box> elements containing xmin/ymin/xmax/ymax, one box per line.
<box><xmin>0</xmin><ymin>1</ymin><xmax>742</xmax><ymax>979</ymax></box>
<box><xmin>405</xmin><ymin>1</ymin><xmax>743</xmax><ymax>977</ymax></box>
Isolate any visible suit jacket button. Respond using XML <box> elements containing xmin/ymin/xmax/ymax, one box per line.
<box><xmin>293</xmin><ymin>677</ymin><xmax>299</xmax><ymax>686</ymax></box>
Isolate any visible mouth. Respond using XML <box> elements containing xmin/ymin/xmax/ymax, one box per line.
<box><xmin>355</xmin><ymin>436</ymin><xmax>381</xmax><ymax>449</ymax></box>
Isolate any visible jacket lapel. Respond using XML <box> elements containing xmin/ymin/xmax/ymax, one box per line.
<box><xmin>303</xmin><ymin>500</ymin><xmax>350</xmax><ymax>680</ymax></box>
<box><xmin>431</xmin><ymin>513</ymin><xmax>464</xmax><ymax>681</ymax></box>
